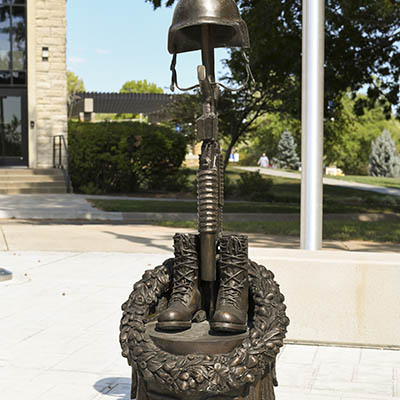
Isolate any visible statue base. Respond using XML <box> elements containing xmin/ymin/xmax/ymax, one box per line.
<box><xmin>135</xmin><ymin>321</ymin><xmax>270</xmax><ymax>399</ymax></box>
<box><xmin>120</xmin><ymin>234</ymin><xmax>289</xmax><ymax>400</ymax></box>
<box><xmin>135</xmin><ymin>376</ymin><xmax>276</xmax><ymax>400</ymax></box>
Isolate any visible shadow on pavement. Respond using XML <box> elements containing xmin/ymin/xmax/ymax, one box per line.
<box><xmin>94</xmin><ymin>377</ymin><xmax>131</xmax><ymax>399</ymax></box>
<box><xmin>102</xmin><ymin>230</ymin><xmax>174</xmax><ymax>253</ymax></box>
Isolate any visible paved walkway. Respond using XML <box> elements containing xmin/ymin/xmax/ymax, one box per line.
<box><xmin>0</xmin><ymin>194</ymin><xmax>123</xmax><ymax>220</ymax></box>
<box><xmin>1</xmin><ymin>221</ymin><xmax>400</xmax><ymax>253</ymax></box>
<box><xmin>238</xmin><ymin>166</ymin><xmax>400</xmax><ymax>197</ymax></box>
<box><xmin>1</xmin><ymin>167</ymin><xmax>400</xmax><ymax>222</ymax></box>
<box><xmin>1</xmin><ymin>193</ymin><xmax>400</xmax><ymax>253</ymax></box>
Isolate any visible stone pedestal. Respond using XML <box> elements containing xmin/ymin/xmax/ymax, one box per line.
<box><xmin>120</xmin><ymin>256</ymin><xmax>289</xmax><ymax>400</ymax></box>
<box><xmin>134</xmin><ymin>368</ymin><xmax>276</xmax><ymax>400</ymax></box>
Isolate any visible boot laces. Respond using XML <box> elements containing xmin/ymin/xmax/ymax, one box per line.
<box><xmin>170</xmin><ymin>257</ymin><xmax>197</xmax><ymax>305</ymax></box>
<box><xmin>219</xmin><ymin>262</ymin><xmax>245</xmax><ymax>309</ymax></box>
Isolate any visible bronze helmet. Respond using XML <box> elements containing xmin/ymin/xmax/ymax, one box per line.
<box><xmin>168</xmin><ymin>0</ymin><xmax>250</xmax><ymax>54</ymax></box>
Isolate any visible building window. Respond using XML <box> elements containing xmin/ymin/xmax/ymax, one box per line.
<box><xmin>0</xmin><ymin>0</ymin><xmax>26</xmax><ymax>86</ymax></box>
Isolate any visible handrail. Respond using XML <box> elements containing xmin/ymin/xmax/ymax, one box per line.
<box><xmin>53</xmin><ymin>135</ymin><xmax>71</xmax><ymax>193</ymax></box>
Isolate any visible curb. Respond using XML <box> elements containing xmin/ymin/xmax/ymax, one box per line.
<box><xmin>121</xmin><ymin>212</ymin><xmax>400</xmax><ymax>223</ymax></box>
<box><xmin>1</xmin><ymin>212</ymin><xmax>400</xmax><ymax>224</ymax></box>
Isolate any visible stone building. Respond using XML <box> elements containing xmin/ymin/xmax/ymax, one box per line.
<box><xmin>0</xmin><ymin>0</ymin><xmax>68</xmax><ymax>192</ymax></box>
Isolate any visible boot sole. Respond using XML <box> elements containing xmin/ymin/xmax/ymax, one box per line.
<box><xmin>156</xmin><ymin>321</ymin><xmax>191</xmax><ymax>331</ymax></box>
<box><xmin>210</xmin><ymin>321</ymin><xmax>247</xmax><ymax>333</ymax></box>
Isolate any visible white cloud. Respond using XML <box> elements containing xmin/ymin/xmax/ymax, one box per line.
<box><xmin>96</xmin><ymin>48</ymin><xmax>110</xmax><ymax>55</ymax></box>
<box><xmin>69</xmin><ymin>56</ymin><xmax>86</xmax><ymax>64</ymax></box>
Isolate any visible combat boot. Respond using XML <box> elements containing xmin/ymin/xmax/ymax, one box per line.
<box><xmin>210</xmin><ymin>235</ymin><xmax>249</xmax><ymax>333</ymax></box>
<box><xmin>157</xmin><ymin>233</ymin><xmax>201</xmax><ymax>331</ymax></box>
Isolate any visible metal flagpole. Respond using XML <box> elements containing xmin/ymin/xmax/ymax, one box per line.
<box><xmin>301</xmin><ymin>0</ymin><xmax>325</xmax><ymax>250</ymax></box>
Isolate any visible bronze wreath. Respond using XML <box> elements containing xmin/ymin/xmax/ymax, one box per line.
<box><xmin>120</xmin><ymin>258</ymin><xmax>289</xmax><ymax>394</ymax></box>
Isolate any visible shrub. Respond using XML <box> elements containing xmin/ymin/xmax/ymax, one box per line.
<box><xmin>368</xmin><ymin>129</ymin><xmax>400</xmax><ymax>177</ymax></box>
<box><xmin>68</xmin><ymin>121</ymin><xmax>188</xmax><ymax>193</ymax></box>
<box><xmin>223</xmin><ymin>175</ymin><xmax>237</xmax><ymax>198</ymax></box>
<box><xmin>159</xmin><ymin>168</ymin><xmax>190</xmax><ymax>192</ymax></box>
<box><xmin>235</xmin><ymin>171</ymin><xmax>273</xmax><ymax>201</ymax></box>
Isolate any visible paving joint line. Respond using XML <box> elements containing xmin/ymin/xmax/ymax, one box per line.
<box><xmin>351</xmin><ymin>364</ymin><xmax>357</xmax><ymax>383</ymax></box>
<box><xmin>18</xmin><ymin>327</ymin><xmax>48</xmax><ymax>343</ymax></box>
<box><xmin>0</xmin><ymin>225</ymin><xmax>9</xmax><ymax>251</ymax></box>
<box><xmin>23</xmin><ymin>252</ymin><xmax>84</xmax><ymax>272</ymax></box>
<box><xmin>392</xmin><ymin>367</ymin><xmax>396</xmax><ymax>397</ymax></box>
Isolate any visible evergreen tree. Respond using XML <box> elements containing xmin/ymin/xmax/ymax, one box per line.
<box><xmin>368</xmin><ymin>130</ymin><xmax>400</xmax><ymax>177</ymax></box>
<box><xmin>272</xmin><ymin>129</ymin><xmax>300</xmax><ymax>170</ymax></box>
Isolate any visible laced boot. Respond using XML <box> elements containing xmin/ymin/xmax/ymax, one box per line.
<box><xmin>210</xmin><ymin>235</ymin><xmax>249</xmax><ymax>333</ymax></box>
<box><xmin>157</xmin><ymin>233</ymin><xmax>201</xmax><ymax>331</ymax></box>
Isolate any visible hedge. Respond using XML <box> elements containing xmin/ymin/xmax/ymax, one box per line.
<box><xmin>68</xmin><ymin>121</ymin><xmax>188</xmax><ymax>194</ymax></box>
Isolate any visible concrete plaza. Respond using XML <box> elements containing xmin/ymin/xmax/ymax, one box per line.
<box><xmin>0</xmin><ymin>194</ymin><xmax>400</xmax><ymax>399</ymax></box>
<box><xmin>1</xmin><ymin>234</ymin><xmax>399</xmax><ymax>399</ymax></box>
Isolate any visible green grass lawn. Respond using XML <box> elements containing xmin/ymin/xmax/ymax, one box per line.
<box><xmin>89</xmin><ymin>175</ymin><xmax>400</xmax><ymax>214</ymax></box>
<box><xmin>328</xmin><ymin>175</ymin><xmax>400</xmax><ymax>190</ymax></box>
<box><xmin>89</xmin><ymin>196</ymin><xmax>400</xmax><ymax>214</ymax></box>
<box><xmin>88</xmin><ymin>168</ymin><xmax>400</xmax><ymax>243</ymax></box>
<box><xmin>157</xmin><ymin>220</ymin><xmax>400</xmax><ymax>243</ymax></box>
<box><xmin>89</xmin><ymin>199</ymin><xmax>301</xmax><ymax>213</ymax></box>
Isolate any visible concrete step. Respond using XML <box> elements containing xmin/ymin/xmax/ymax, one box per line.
<box><xmin>0</xmin><ymin>168</ymin><xmax>65</xmax><ymax>176</ymax></box>
<box><xmin>0</xmin><ymin>178</ymin><xmax>65</xmax><ymax>185</ymax></box>
<box><xmin>0</xmin><ymin>182</ymin><xmax>66</xmax><ymax>189</ymax></box>
<box><xmin>0</xmin><ymin>187</ymin><xmax>67</xmax><ymax>194</ymax></box>
<box><xmin>0</xmin><ymin>175</ymin><xmax>64</xmax><ymax>184</ymax></box>
<box><xmin>0</xmin><ymin>168</ymin><xmax>67</xmax><ymax>194</ymax></box>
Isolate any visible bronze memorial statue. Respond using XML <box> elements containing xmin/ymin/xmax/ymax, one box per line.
<box><xmin>120</xmin><ymin>1</ymin><xmax>289</xmax><ymax>399</ymax></box>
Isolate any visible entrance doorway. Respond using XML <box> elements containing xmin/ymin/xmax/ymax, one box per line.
<box><xmin>0</xmin><ymin>89</ymin><xmax>28</xmax><ymax>166</ymax></box>
<box><xmin>0</xmin><ymin>1</ymin><xmax>28</xmax><ymax>167</ymax></box>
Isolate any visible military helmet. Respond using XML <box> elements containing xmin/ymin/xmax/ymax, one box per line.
<box><xmin>168</xmin><ymin>0</ymin><xmax>250</xmax><ymax>54</ymax></box>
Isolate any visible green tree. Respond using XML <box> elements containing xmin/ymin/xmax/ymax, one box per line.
<box><xmin>146</xmin><ymin>0</ymin><xmax>400</xmax><ymax>161</ymax></box>
<box><xmin>369</xmin><ymin>130</ymin><xmax>400</xmax><ymax>177</ymax></box>
<box><xmin>163</xmin><ymin>93</ymin><xmax>202</xmax><ymax>141</ymax></box>
<box><xmin>67</xmin><ymin>70</ymin><xmax>85</xmax><ymax>119</ymax></box>
<box><xmin>272</xmin><ymin>129</ymin><xmax>300</xmax><ymax>170</ymax></box>
<box><xmin>162</xmin><ymin>88</ymin><xmax>289</xmax><ymax>168</ymax></box>
<box><xmin>120</xmin><ymin>79</ymin><xmax>163</xmax><ymax>94</ymax></box>
<box><xmin>218</xmin><ymin>86</ymin><xmax>298</xmax><ymax>168</ymax></box>
<box><xmin>324</xmin><ymin>93</ymin><xmax>400</xmax><ymax>174</ymax></box>
<box><xmin>109</xmin><ymin>80</ymin><xmax>164</xmax><ymax>120</ymax></box>
<box><xmin>228</xmin><ymin>0</ymin><xmax>400</xmax><ymax>118</ymax></box>
<box><xmin>239</xmin><ymin>112</ymin><xmax>301</xmax><ymax>166</ymax></box>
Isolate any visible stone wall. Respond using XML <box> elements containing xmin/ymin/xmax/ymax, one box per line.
<box><xmin>29</xmin><ymin>0</ymin><xmax>67</xmax><ymax>168</ymax></box>
<box><xmin>251</xmin><ymin>248</ymin><xmax>400</xmax><ymax>348</ymax></box>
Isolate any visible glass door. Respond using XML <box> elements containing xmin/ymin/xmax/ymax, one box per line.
<box><xmin>0</xmin><ymin>88</ymin><xmax>27</xmax><ymax>166</ymax></box>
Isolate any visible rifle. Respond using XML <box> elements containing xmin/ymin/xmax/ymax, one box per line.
<box><xmin>196</xmin><ymin>25</ymin><xmax>224</xmax><ymax>317</ymax></box>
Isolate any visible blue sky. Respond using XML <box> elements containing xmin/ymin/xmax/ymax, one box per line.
<box><xmin>67</xmin><ymin>0</ymin><xmax>229</xmax><ymax>93</ymax></box>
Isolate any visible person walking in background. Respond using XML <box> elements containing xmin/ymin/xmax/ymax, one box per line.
<box><xmin>257</xmin><ymin>153</ymin><xmax>269</xmax><ymax>168</ymax></box>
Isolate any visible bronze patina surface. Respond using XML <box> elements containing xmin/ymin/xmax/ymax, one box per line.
<box><xmin>120</xmin><ymin>250</ymin><xmax>289</xmax><ymax>400</ymax></box>
<box><xmin>168</xmin><ymin>0</ymin><xmax>250</xmax><ymax>54</ymax></box>
<box><xmin>120</xmin><ymin>1</ymin><xmax>289</xmax><ymax>398</ymax></box>
<box><xmin>160</xmin><ymin>0</ymin><xmax>255</xmax><ymax>334</ymax></box>
<box><xmin>148</xmin><ymin>320</ymin><xmax>249</xmax><ymax>355</ymax></box>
